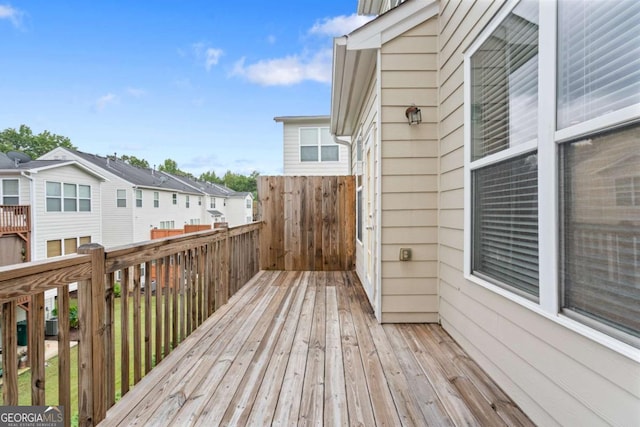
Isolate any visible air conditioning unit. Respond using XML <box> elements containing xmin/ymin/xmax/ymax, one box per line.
<box><xmin>45</xmin><ymin>318</ymin><xmax>59</xmax><ymax>336</ymax></box>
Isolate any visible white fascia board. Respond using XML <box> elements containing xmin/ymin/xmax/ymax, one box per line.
<box><xmin>348</xmin><ymin>0</ymin><xmax>438</xmax><ymax>51</ymax></box>
<box><xmin>28</xmin><ymin>161</ymin><xmax>108</xmax><ymax>181</ymax></box>
<box><xmin>331</xmin><ymin>37</ymin><xmax>349</xmax><ymax>135</ymax></box>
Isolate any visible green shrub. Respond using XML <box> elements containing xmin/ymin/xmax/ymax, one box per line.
<box><xmin>113</xmin><ymin>282</ymin><xmax>122</xmax><ymax>298</ymax></box>
<box><xmin>69</xmin><ymin>306</ymin><xmax>79</xmax><ymax>329</ymax></box>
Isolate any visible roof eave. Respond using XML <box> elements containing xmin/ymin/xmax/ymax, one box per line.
<box><xmin>331</xmin><ymin>0</ymin><xmax>439</xmax><ymax>137</ymax></box>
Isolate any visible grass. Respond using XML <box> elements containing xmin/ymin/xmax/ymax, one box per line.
<box><xmin>12</xmin><ymin>294</ymin><xmax>164</xmax><ymax>424</ymax></box>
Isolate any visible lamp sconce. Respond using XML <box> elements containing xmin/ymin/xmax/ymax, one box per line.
<box><xmin>405</xmin><ymin>105</ymin><xmax>422</xmax><ymax>125</ymax></box>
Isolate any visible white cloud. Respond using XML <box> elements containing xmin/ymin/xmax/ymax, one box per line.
<box><xmin>229</xmin><ymin>13</ymin><xmax>373</xmax><ymax>87</ymax></box>
<box><xmin>0</xmin><ymin>4</ymin><xmax>24</xmax><ymax>28</ymax></box>
<box><xmin>205</xmin><ymin>48</ymin><xmax>223</xmax><ymax>71</ymax></box>
<box><xmin>232</xmin><ymin>48</ymin><xmax>332</xmax><ymax>86</ymax></box>
<box><xmin>266</xmin><ymin>35</ymin><xmax>276</xmax><ymax>45</ymax></box>
<box><xmin>191</xmin><ymin>42</ymin><xmax>224</xmax><ymax>71</ymax></box>
<box><xmin>309</xmin><ymin>13</ymin><xmax>374</xmax><ymax>37</ymax></box>
<box><xmin>94</xmin><ymin>93</ymin><xmax>118</xmax><ymax>111</ymax></box>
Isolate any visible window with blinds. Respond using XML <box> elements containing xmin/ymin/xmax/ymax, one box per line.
<box><xmin>470</xmin><ymin>0</ymin><xmax>538</xmax><ymax>161</ymax></box>
<box><xmin>561</xmin><ymin>124</ymin><xmax>640</xmax><ymax>344</ymax></box>
<box><xmin>473</xmin><ymin>152</ymin><xmax>539</xmax><ymax>296</ymax></box>
<box><xmin>469</xmin><ymin>0</ymin><xmax>540</xmax><ymax>297</ymax></box>
<box><xmin>557</xmin><ymin>0</ymin><xmax>640</xmax><ymax>129</ymax></box>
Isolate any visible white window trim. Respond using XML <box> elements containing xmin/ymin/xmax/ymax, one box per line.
<box><xmin>46</xmin><ymin>181</ymin><xmax>92</xmax><ymax>213</ymax></box>
<box><xmin>299</xmin><ymin>126</ymin><xmax>340</xmax><ymax>163</ymax></box>
<box><xmin>116</xmin><ymin>189</ymin><xmax>127</xmax><ymax>208</ymax></box>
<box><xmin>135</xmin><ymin>189</ymin><xmax>143</xmax><ymax>208</ymax></box>
<box><xmin>463</xmin><ymin>0</ymin><xmax>640</xmax><ymax>360</ymax></box>
<box><xmin>1</xmin><ymin>178</ymin><xmax>20</xmax><ymax>204</ymax></box>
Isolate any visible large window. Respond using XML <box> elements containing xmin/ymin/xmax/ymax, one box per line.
<box><xmin>47</xmin><ymin>236</ymin><xmax>91</xmax><ymax>257</ymax></box>
<box><xmin>466</xmin><ymin>0</ymin><xmax>640</xmax><ymax>347</ymax></box>
<box><xmin>300</xmin><ymin>127</ymin><xmax>339</xmax><ymax>162</ymax></box>
<box><xmin>47</xmin><ymin>182</ymin><xmax>91</xmax><ymax>212</ymax></box>
<box><xmin>469</xmin><ymin>0</ymin><xmax>539</xmax><ymax>297</ymax></box>
<box><xmin>2</xmin><ymin>179</ymin><xmax>19</xmax><ymax>205</ymax></box>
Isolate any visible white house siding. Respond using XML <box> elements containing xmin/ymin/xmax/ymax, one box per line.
<box><xmin>379</xmin><ymin>17</ymin><xmax>439</xmax><ymax>323</ymax></box>
<box><xmin>32</xmin><ymin>165</ymin><xmax>102</xmax><ymax>260</ymax></box>
<box><xmin>39</xmin><ymin>148</ymin><xmax>133</xmax><ymax>249</ymax></box>
<box><xmin>281</xmin><ymin>118</ymin><xmax>350</xmax><ymax>176</ymax></box>
<box><xmin>225</xmin><ymin>195</ymin><xmax>253</xmax><ymax>228</ymax></box>
<box><xmin>437</xmin><ymin>1</ymin><xmax>640</xmax><ymax>426</ymax></box>
<box><xmin>131</xmin><ymin>189</ymin><xmax>205</xmax><ymax>242</ymax></box>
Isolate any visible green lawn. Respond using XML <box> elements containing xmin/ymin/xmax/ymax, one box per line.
<box><xmin>13</xmin><ymin>294</ymin><xmax>163</xmax><ymax>424</ymax></box>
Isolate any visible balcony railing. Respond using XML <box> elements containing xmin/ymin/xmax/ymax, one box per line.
<box><xmin>0</xmin><ymin>222</ymin><xmax>261</xmax><ymax>427</ymax></box>
<box><xmin>0</xmin><ymin>205</ymin><xmax>30</xmax><ymax>234</ymax></box>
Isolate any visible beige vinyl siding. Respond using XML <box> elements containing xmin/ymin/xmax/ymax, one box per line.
<box><xmin>379</xmin><ymin>17</ymin><xmax>439</xmax><ymax>323</ymax></box>
<box><xmin>33</xmin><ymin>165</ymin><xmax>102</xmax><ymax>260</ymax></box>
<box><xmin>437</xmin><ymin>1</ymin><xmax>640</xmax><ymax>426</ymax></box>
<box><xmin>282</xmin><ymin>119</ymin><xmax>349</xmax><ymax>176</ymax></box>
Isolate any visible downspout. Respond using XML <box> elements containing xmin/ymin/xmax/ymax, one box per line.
<box><xmin>333</xmin><ymin>135</ymin><xmax>352</xmax><ymax>175</ymax></box>
<box><xmin>20</xmin><ymin>171</ymin><xmax>35</xmax><ymax>261</ymax></box>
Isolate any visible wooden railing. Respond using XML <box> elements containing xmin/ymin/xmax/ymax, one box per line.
<box><xmin>0</xmin><ymin>205</ymin><xmax>30</xmax><ymax>234</ymax></box>
<box><xmin>0</xmin><ymin>222</ymin><xmax>261</xmax><ymax>427</ymax></box>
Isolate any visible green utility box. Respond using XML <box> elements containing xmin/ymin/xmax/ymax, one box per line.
<box><xmin>17</xmin><ymin>320</ymin><xmax>27</xmax><ymax>346</ymax></box>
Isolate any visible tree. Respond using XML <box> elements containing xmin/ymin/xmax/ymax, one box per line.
<box><xmin>0</xmin><ymin>125</ymin><xmax>76</xmax><ymax>158</ymax></box>
<box><xmin>222</xmin><ymin>170</ymin><xmax>259</xmax><ymax>196</ymax></box>
<box><xmin>199</xmin><ymin>170</ymin><xmax>223</xmax><ymax>184</ymax></box>
<box><xmin>158</xmin><ymin>158</ymin><xmax>193</xmax><ymax>178</ymax></box>
<box><xmin>121</xmin><ymin>154</ymin><xmax>149</xmax><ymax>169</ymax></box>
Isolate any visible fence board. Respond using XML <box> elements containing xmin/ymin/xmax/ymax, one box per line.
<box><xmin>259</xmin><ymin>176</ymin><xmax>355</xmax><ymax>271</ymax></box>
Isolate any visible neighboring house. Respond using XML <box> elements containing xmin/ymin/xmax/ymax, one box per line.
<box><xmin>274</xmin><ymin>115</ymin><xmax>349</xmax><ymax>176</ymax></box>
<box><xmin>330</xmin><ymin>0</ymin><xmax>640</xmax><ymax>426</ymax></box>
<box><xmin>40</xmin><ymin>148</ymin><xmax>204</xmax><ymax>247</ymax></box>
<box><xmin>40</xmin><ymin>148</ymin><xmax>254</xmax><ymax>244</ymax></box>
<box><xmin>0</xmin><ymin>151</ymin><xmax>105</xmax><ymax>339</ymax></box>
<box><xmin>170</xmin><ymin>174</ymin><xmax>255</xmax><ymax>227</ymax></box>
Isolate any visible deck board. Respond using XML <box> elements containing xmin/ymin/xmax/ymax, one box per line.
<box><xmin>100</xmin><ymin>270</ymin><xmax>535</xmax><ymax>427</ymax></box>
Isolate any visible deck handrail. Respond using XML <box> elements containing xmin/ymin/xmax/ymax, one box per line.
<box><xmin>0</xmin><ymin>222</ymin><xmax>262</xmax><ymax>427</ymax></box>
<box><xmin>0</xmin><ymin>205</ymin><xmax>30</xmax><ymax>234</ymax></box>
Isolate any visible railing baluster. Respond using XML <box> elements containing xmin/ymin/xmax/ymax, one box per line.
<box><xmin>77</xmin><ymin>243</ymin><xmax>106</xmax><ymax>426</ymax></box>
<box><xmin>29</xmin><ymin>292</ymin><xmax>45</xmax><ymax>405</ymax></box>
<box><xmin>133</xmin><ymin>264</ymin><xmax>142</xmax><ymax>384</ymax></box>
<box><xmin>155</xmin><ymin>258</ymin><xmax>164</xmax><ymax>364</ymax></box>
<box><xmin>163</xmin><ymin>256</ymin><xmax>170</xmax><ymax>357</ymax></box>
<box><xmin>57</xmin><ymin>285</ymin><xmax>71</xmax><ymax>427</ymax></box>
<box><xmin>144</xmin><ymin>260</ymin><xmax>152</xmax><ymax>374</ymax></box>
<box><xmin>121</xmin><ymin>267</ymin><xmax>130</xmax><ymax>397</ymax></box>
<box><xmin>1</xmin><ymin>301</ymin><xmax>18</xmax><ymax>405</ymax></box>
<box><xmin>105</xmin><ymin>272</ymin><xmax>116</xmax><ymax>408</ymax></box>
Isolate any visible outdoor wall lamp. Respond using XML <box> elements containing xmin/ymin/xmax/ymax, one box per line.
<box><xmin>405</xmin><ymin>105</ymin><xmax>422</xmax><ymax>125</ymax></box>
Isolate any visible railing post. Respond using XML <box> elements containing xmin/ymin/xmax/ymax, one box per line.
<box><xmin>77</xmin><ymin>243</ymin><xmax>106</xmax><ymax>427</ymax></box>
<box><xmin>1</xmin><ymin>301</ymin><xmax>18</xmax><ymax>405</ymax></box>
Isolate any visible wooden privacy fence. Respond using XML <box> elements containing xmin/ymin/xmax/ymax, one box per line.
<box><xmin>258</xmin><ymin>176</ymin><xmax>355</xmax><ymax>271</ymax></box>
<box><xmin>0</xmin><ymin>222</ymin><xmax>261</xmax><ymax>427</ymax></box>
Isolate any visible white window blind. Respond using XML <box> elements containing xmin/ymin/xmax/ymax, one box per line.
<box><xmin>473</xmin><ymin>152</ymin><xmax>539</xmax><ymax>296</ymax></box>
<box><xmin>470</xmin><ymin>0</ymin><xmax>538</xmax><ymax>161</ymax></box>
<box><xmin>557</xmin><ymin>0</ymin><xmax>640</xmax><ymax>129</ymax></box>
<box><xmin>469</xmin><ymin>0</ymin><xmax>540</xmax><ymax>297</ymax></box>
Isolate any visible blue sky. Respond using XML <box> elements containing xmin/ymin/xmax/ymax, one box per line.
<box><xmin>0</xmin><ymin>2</ymin><xmax>371</xmax><ymax>176</ymax></box>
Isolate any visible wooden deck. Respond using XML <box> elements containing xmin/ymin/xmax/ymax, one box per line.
<box><xmin>99</xmin><ymin>271</ymin><xmax>534</xmax><ymax>427</ymax></box>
